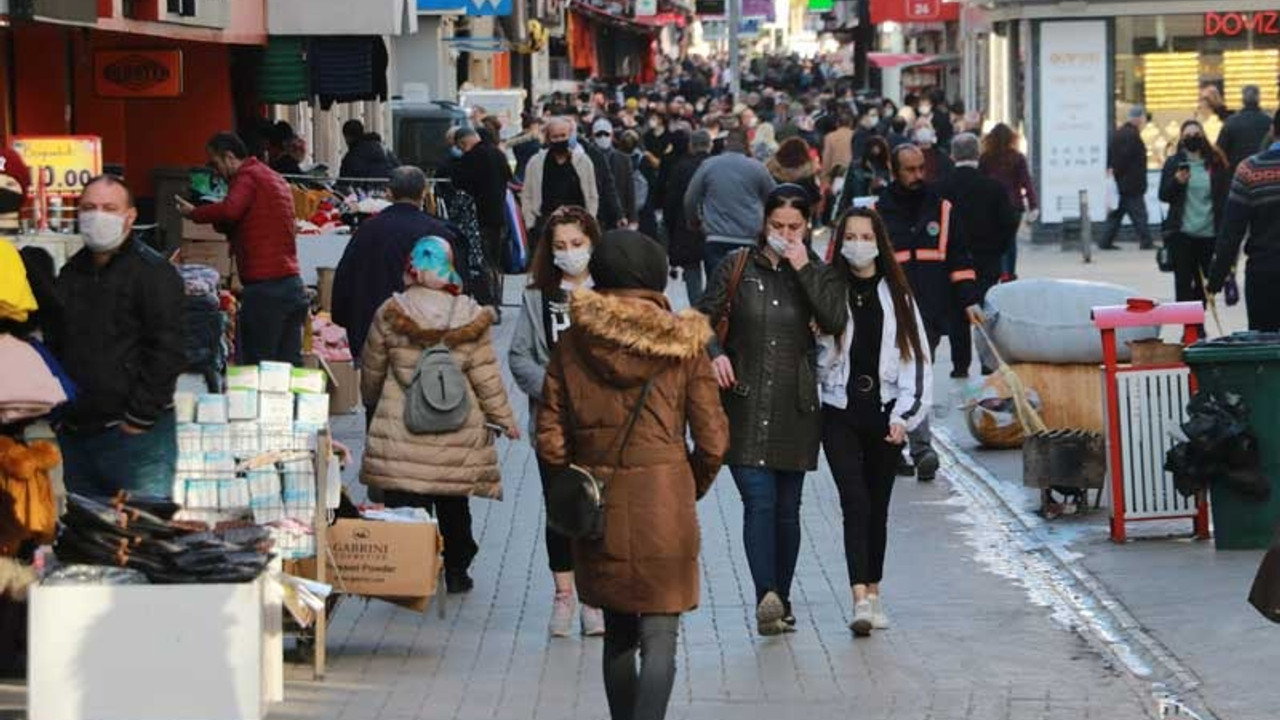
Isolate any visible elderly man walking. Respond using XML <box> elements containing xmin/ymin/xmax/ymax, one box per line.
<box><xmin>520</xmin><ymin>117</ymin><xmax>599</xmax><ymax>246</ymax></box>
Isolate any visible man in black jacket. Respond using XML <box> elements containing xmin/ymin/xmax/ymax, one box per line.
<box><xmin>452</xmin><ymin>126</ymin><xmax>511</xmax><ymax>308</ymax></box>
<box><xmin>55</xmin><ymin>175</ymin><xmax>185</xmax><ymax>497</ymax></box>
<box><xmin>591</xmin><ymin>118</ymin><xmax>638</xmax><ymax>227</ymax></box>
<box><xmin>1217</xmin><ymin>85</ymin><xmax>1272</xmax><ymax>172</ymax></box>
<box><xmin>339</xmin><ymin>120</ymin><xmax>398</xmax><ymax>181</ymax></box>
<box><xmin>332</xmin><ymin>166</ymin><xmax>465</xmax><ymax>357</ymax></box>
<box><xmin>938</xmin><ymin>133</ymin><xmax>1018</xmax><ymax>377</ymax></box>
<box><xmin>581</xmin><ymin>126</ymin><xmax>625</xmax><ymax>231</ymax></box>
<box><xmin>878</xmin><ymin>145</ymin><xmax>983</xmax><ymax>480</ymax></box>
<box><xmin>1101</xmin><ymin>105</ymin><xmax>1154</xmax><ymax>250</ymax></box>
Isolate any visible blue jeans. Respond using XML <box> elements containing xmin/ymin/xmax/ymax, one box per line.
<box><xmin>681</xmin><ymin>263</ymin><xmax>705</xmax><ymax>307</ymax></box>
<box><xmin>731</xmin><ymin>466</ymin><xmax>805</xmax><ymax>604</ymax></box>
<box><xmin>238</xmin><ymin>276</ymin><xmax>309</xmax><ymax>366</ymax></box>
<box><xmin>59</xmin><ymin>411</ymin><xmax>177</xmax><ymax>498</ymax></box>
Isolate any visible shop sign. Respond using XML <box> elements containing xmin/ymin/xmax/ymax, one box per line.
<box><xmin>94</xmin><ymin>50</ymin><xmax>184</xmax><ymax>99</ymax></box>
<box><xmin>1204</xmin><ymin>11</ymin><xmax>1280</xmax><ymax>37</ymax></box>
<box><xmin>10</xmin><ymin>136</ymin><xmax>103</xmax><ymax>196</ymax></box>
<box><xmin>1037</xmin><ymin>20</ymin><xmax>1108</xmax><ymax>223</ymax></box>
<box><xmin>870</xmin><ymin>0</ymin><xmax>958</xmax><ymax>25</ymax></box>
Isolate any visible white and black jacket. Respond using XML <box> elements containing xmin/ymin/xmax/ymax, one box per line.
<box><xmin>815</xmin><ymin>279</ymin><xmax>933</xmax><ymax>432</ymax></box>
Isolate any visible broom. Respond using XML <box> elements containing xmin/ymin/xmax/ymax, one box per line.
<box><xmin>975</xmin><ymin>322</ymin><xmax>1048</xmax><ymax>436</ymax></box>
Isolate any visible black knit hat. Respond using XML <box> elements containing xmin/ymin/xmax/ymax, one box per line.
<box><xmin>589</xmin><ymin>229</ymin><xmax>668</xmax><ymax>292</ymax></box>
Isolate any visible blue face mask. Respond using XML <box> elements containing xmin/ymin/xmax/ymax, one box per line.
<box><xmin>568</xmin><ymin>135</ymin><xmax>580</xmax><ymax>150</ymax></box>
<box><xmin>449</xmin><ymin>147</ymin><xmax>463</xmax><ymax>159</ymax></box>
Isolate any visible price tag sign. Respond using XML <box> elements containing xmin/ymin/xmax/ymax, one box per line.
<box><xmin>11</xmin><ymin>136</ymin><xmax>103</xmax><ymax>196</ymax></box>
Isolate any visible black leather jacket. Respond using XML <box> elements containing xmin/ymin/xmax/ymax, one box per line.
<box><xmin>698</xmin><ymin>247</ymin><xmax>847</xmax><ymax>472</ymax></box>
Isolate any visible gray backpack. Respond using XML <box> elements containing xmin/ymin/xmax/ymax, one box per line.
<box><xmin>403</xmin><ymin>297</ymin><xmax>471</xmax><ymax>434</ymax></box>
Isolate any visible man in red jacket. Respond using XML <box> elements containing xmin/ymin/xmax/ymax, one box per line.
<box><xmin>177</xmin><ymin>132</ymin><xmax>307</xmax><ymax>365</ymax></box>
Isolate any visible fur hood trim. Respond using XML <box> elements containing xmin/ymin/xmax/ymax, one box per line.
<box><xmin>383</xmin><ymin>304</ymin><xmax>494</xmax><ymax>347</ymax></box>
<box><xmin>767</xmin><ymin>157</ymin><xmax>817</xmax><ymax>183</ymax></box>
<box><xmin>0</xmin><ymin>437</ymin><xmax>61</xmax><ymax>478</ymax></box>
<box><xmin>571</xmin><ymin>289</ymin><xmax>711</xmax><ymax>360</ymax></box>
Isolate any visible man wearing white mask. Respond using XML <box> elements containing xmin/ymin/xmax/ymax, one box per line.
<box><xmin>54</xmin><ymin>174</ymin><xmax>185</xmax><ymax>498</ymax></box>
<box><xmin>913</xmin><ymin>121</ymin><xmax>954</xmax><ymax>183</ymax></box>
<box><xmin>591</xmin><ymin>118</ymin><xmax>637</xmax><ymax>228</ymax></box>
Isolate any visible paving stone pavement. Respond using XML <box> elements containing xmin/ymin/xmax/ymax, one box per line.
<box><xmin>269</xmin><ymin>275</ymin><xmax>1158</xmax><ymax>720</ymax></box>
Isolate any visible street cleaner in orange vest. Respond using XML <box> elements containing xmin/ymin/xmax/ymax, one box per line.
<box><xmin>874</xmin><ymin>144</ymin><xmax>984</xmax><ymax>482</ymax></box>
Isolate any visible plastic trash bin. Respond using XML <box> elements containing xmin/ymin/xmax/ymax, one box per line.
<box><xmin>1184</xmin><ymin>334</ymin><xmax>1280</xmax><ymax>549</ymax></box>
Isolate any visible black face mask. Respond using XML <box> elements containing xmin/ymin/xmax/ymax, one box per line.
<box><xmin>1184</xmin><ymin>135</ymin><xmax>1205</xmax><ymax>154</ymax></box>
<box><xmin>549</xmin><ymin>140</ymin><xmax>571</xmax><ymax>155</ymax></box>
<box><xmin>0</xmin><ymin>189</ymin><xmax>22</xmax><ymax>215</ymax></box>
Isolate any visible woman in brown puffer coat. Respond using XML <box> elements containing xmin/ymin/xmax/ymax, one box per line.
<box><xmin>361</xmin><ymin>236</ymin><xmax>519</xmax><ymax>593</ymax></box>
<box><xmin>537</xmin><ymin>229</ymin><xmax>729</xmax><ymax>720</ymax></box>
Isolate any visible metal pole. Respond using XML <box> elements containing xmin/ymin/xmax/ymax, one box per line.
<box><xmin>1078</xmin><ymin>189</ymin><xmax>1093</xmax><ymax>264</ymax></box>
<box><xmin>728</xmin><ymin>0</ymin><xmax>741</xmax><ymax>99</ymax></box>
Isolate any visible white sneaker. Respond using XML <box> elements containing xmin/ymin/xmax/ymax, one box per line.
<box><xmin>581</xmin><ymin>604</ymin><xmax>606</xmax><ymax>637</ymax></box>
<box><xmin>549</xmin><ymin>593</ymin><xmax>576</xmax><ymax>638</ymax></box>
<box><xmin>869</xmin><ymin>596</ymin><xmax>890</xmax><ymax>630</ymax></box>
<box><xmin>849</xmin><ymin>600</ymin><xmax>873</xmax><ymax>637</ymax></box>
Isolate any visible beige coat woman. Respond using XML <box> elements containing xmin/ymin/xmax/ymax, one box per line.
<box><xmin>360</xmin><ymin>286</ymin><xmax>517</xmax><ymax>499</ymax></box>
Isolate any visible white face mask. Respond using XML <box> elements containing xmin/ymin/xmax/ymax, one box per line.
<box><xmin>841</xmin><ymin>240</ymin><xmax>879</xmax><ymax>269</ymax></box>
<box><xmin>553</xmin><ymin>247</ymin><xmax>592</xmax><ymax>278</ymax></box>
<box><xmin>80</xmin><ymin>210</ymin><xmax>128</xmax><ymax>253</ymax></box>
<box><xmin>914</xmin><ymin>128</ymin><xmax>937</xmax><ymax>146</ymax></box>
<box><xmin>594</xmin><ymin>135</ymin><xmax>613</xmax><ymax>151</ymax></box>
<box><xmin>766</xmin><ymin>234</ymin><xmax>791</xmax><ymax>256</ymax></box>
<box><xmin>919</xmin><ymin>103</ymin><xmax>933</xmax><ymax>116</ymax></box>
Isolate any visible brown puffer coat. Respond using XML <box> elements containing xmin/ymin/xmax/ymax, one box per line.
<box><xmin>360</xmin><ymin>287</ymin><xmax>517</xmax><ymax>499</ymax></box>
<box><xmin>537</xmin><ymin>288</ymin><xmax>729</xmax><ymax>614</ymax></box>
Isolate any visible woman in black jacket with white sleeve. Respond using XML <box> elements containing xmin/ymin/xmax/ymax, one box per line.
<box><xmin>817</xmin><ymin>206</ymin><xmax>932</xmax><ymax>638</ymax></box>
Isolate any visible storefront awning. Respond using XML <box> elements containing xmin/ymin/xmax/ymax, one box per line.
<box><xmin>267</xmin><ymin>0</ymin><xmax>417</xmax><ymax>35</ymax></box>
<box><xmin>570</xmin><ymin>1</ymin><xmax>663</xmax><ymax>34</ymax></box>
<box><xmin>868</xmin><ymin>52</ymin><xmax>935</xmax><ymax>69</ymax></box>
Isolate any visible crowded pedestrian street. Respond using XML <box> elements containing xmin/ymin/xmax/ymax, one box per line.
<box><xmin>5</xmin><ymin>1</ymin><xmax>1280</xmax><ymax>720</ymax></box>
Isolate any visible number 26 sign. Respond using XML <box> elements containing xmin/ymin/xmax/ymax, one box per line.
<box><xmin>11</xmin><ymin>136</ymin><xmax>103</xmax><ymax>196</ymax></box>
<box><xmin>906</xmin><ymin>0</ymin><xmax>940</xmax><ymax>20</ymax></box>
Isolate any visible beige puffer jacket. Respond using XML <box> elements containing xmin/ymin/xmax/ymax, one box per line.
<box><xmin>360</xmin><ymin>286</ymin><xmax>517</xmax><ymax>499</ymax></box>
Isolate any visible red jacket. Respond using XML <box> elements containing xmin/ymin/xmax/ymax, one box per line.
<box><xmin>190</xmin><ymin>157</ymin><xmax>299</xmax><ymax>283</ymax></box>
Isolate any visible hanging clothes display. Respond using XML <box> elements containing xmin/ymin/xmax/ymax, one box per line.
<box><xmin>309</xmin><ymin>37</ymin><xmax>390</xmax><ymax>110</ymax></box>
<box><xmin>0</xmin><ymin>243</ymin><xmax>37</xmax><ymax>324</ymax></box>
<box><xmin>258</xmin><ymin>37</ymin><xmax>309</xmax><ymax>105</ymax></box>
<box><xmin>568</xmin><ymin>11</ymin><xmax>598</xmax><ymax>75</ymax></box>
<box><xmin>434</xmin><ymin>184</ymin><xmax>495</xmax><ymax>307</ymax></box>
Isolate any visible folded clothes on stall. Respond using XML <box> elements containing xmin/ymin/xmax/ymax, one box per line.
<box><xmin>0</xmin><ymin>334</ymin><xmax>67</xmax><ymax>423</ymax></box>
<box><xmin>55</xmin><ymin>493</ymin><xmax>274</xmax><ymax>584</ymax></box>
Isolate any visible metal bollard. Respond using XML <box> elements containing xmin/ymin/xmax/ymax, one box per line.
<box><xmin>1078</xmin><ymin>189</ymin><xmax>1093</xmax><ymax>264</ymax></box>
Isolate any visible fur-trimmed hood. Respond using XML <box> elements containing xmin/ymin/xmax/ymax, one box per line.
<box><xmin>569</xmin><ymin>288</ymin><xmax>711</xmax><ymax>386</ymax></box>
<box><xmin>766</xmin><ymin>156</ymin><xmax>817</xmax><ymax>183</ymax></box>
<box><xmin>382</xmin><ymin>297</ymin><xmax>495</xmax><ymax>348</ymax></box>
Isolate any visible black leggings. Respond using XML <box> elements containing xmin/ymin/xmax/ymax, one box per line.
<box><xmin>821</xmin><ymin>415</ymin><xmax>899</xmax><ymax>585</ymax></box>
<box><xmin>538</xmin><ymin>459</ymin><xmax>575</xmax><ymax>573</ymax></box>
<box><xmin>603</xmin><ymin>611</ymin><xmax>680</xmax><ymax>720</ymax></box>
<box><xmin>381</xmin><ymin>490</ymin><xmax>477</xmax><ymax>572</ymax></box>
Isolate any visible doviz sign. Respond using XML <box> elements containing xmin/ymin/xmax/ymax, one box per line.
<box><xmin>11</xmin><ymin>136</ymin><xmax>104</xmax><ymax>196</ymax></box>
<box><xmin>1205</xmin><ymin>11</ymin><xmax>1280</xmax><ymax>36</ymax></box>
<box><xmin>94</xmin><ymin>50</ymin><xmax>184</xmax><ymax>98</ymax></box>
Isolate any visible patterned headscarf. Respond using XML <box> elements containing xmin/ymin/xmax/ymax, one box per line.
<box><xmin>405</xmin><ymin>236</ymin><xmax>462</xmax><ymax>294</ymax></box>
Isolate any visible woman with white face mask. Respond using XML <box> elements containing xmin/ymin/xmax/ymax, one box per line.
<box><xmin>696</xmin><ymin>184</ymin><xmax>848</xmax><ymax>635</ymax></box>
<box><xmin>508</xmin><ymin>205</ymin><xmax>607</xmax><ymax>639</ymax></box>
<box><xmin>816</xmin><ymin>207</ymin><xmax>932</xmax><ymax>638</ymax></box>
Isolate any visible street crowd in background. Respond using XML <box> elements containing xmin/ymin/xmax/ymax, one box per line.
<box><xmin>12</xmin><ymin>49</ymin><xmax>1280</xmax><ymax>720</ymax></box>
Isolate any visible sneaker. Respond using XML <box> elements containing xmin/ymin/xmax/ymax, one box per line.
<box><xmin>756</xmin><ymin>591</ymin><xmax>786</xmax><ymax>636</ymax></box>
<box><xmin>581</xmin><ymin>605</ymin><xmax>606</xmax><ymax>637</ymax></box>
<box><xmin>850</xmin><ymin>600</ymin><xmax>873</xmax><ymax>637</ymax></box>
<box><xmin>916</xmin><ymin>448</ymin><xmax>939</xmax><ymax>482</ymax></box>
<box><xmin>445</xmin><ymin>570</ymin><xmax>474</xmax><ymax>594</ymax></box>
<box><xmin>549</xmin><ymin>592</ymin><xmax>576</xmax><ymax>638</ymax></box>
<box><xmin>869</xmin><ymin>596</ymin><xmax>890</xmax><ymax>630</ymax></box>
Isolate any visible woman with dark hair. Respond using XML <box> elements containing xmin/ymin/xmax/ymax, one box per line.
<box><xmin>509</xmin><ymin>206</ymin><xmax>608</xmax><ymax>638</ymax></box>
<box><xmin>838</xmin><ymin>136</ymin><xmax>892</xmax><ymax>212</ymax></box>
<box><xmin>537</xmin><ymin>229</ymin><xmax>728</xmax><ymax>720</ymax></box>
<box><xmin>766</xmin><ymin>137</ymin><xmax>822</xmax><ymax>208</ymax></box>
<box><xmin>1158</xmin><ymin>119</ymin><xmax>1231</xmax><ymax>312</ymax></box>
<box><xmin>818</xmin><ymin>207</ymin><xmax>932</xmax><ymax>636</ymax></box>
<box><xmin>979</xmin><ymin>123</ymin><xmax>1037</xmax><ymax>280</ymax></box>
<box><xmin>696</xmin><ymin>184</ymin><xmax>847</xmax><ymax>635</ymax></box>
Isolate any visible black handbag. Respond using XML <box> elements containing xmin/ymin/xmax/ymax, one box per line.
<box><xmin>545</xmin><ymin>376</ymin><xmax>656</xmax><ymax>541</ymax></box>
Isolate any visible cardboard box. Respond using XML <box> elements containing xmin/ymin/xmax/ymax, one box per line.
<box><xmin>326</xmin><ymin>519</ymin><xmax>440</xmax><ymax>598</ymax></box>
<box><xmin>180</xmin><ymin>239</ymin><xmax>231</xmax><ymax>279</ymax></box>
<box><xmin>29</xmin><ymin>579</ymin><xmax>266</xmax><ymax>720</ymax></box>
<box><xmin>328</xmin><ymin>360</ymin><xmax>361</xmax><ymax>415</ymax></box>
<box><xmin>182</xmin><ymin>218</ymin><xmax>226</xmax><ymax>242</ymax></box>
